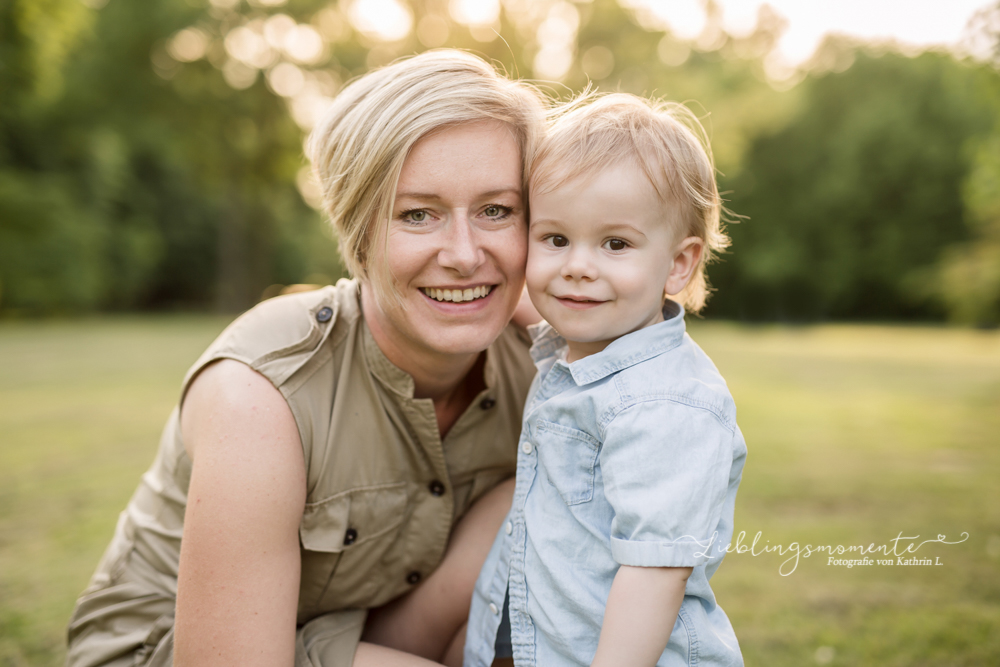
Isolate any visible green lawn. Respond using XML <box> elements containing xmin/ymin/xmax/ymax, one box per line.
<box><xmin>1</xmin><ymin>317</ymin><xmax>998</xmax><ymax>666</ymax></box>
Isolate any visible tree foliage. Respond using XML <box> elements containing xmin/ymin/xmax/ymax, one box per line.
<box><xmin>1</xmin><ymin>0</ymin><xmax>998</xmax><ymax>321</ymax></box>
<box><xmin>707</xmin><ymin>48</ymin><xmax>999</xmax><ymax>320</ymax></box>
<box><xmin>1</xmin><ymin>0</ymin><xmax>341</xmax><ymax>313</ymax></box>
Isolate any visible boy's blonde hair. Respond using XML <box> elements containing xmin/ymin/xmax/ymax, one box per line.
<box><xmin>532</xmin><ymin>93</ymin><xmax>729</xmax><ymax>313</ymax></box>
<box><xmin>307</xmin><ymin>50</ymin><xmax>545</xmax><ymax>304</ymax></box>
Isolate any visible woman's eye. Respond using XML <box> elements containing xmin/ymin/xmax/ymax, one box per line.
<box><xmin>483</xmin><ymin>205</ymin><xmax>510</xmax><ymax>219</ymax></box>
<box><xmin>403</xmin><ymin>209</ymin><xmax>427</xmax><ymax>223</ymax></box>
<box><xmin>550</xmin><ymin>235</ymin><xmax>569</xmax><ymax>248</ymax></box>
<box><xmin>606</xmin><ymin>238</ymin><xmax>627</xmax><ymax>251</ymax></box>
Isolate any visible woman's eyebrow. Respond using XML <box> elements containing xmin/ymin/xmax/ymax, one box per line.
<box><xmin>395</xmin><ymin>187</ymin><xmax>522</xmax><ymax>201</ymax></box>
<box><xmin>479</xmin><ymin>187</ymin><xmax>522</xmax><ymax>199</ymax></box>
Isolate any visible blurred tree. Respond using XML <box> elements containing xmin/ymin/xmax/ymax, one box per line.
<box><xmin>964</xmin><ymin>0</ymin><xmax>1000</xmax><ymax>65</ymax></box>
<box><xmin>706</xmin><ymin>47</ymin><xmax>999</xmax><ymax>320</ymax></box>
<box><xmin>933</xmin><ymin>130</ymin><xmax>1000</xmax><ymax>325</ymax></box>
<box><xmin>933</xmin><ymin>2</ymin><xmax>1000</xmax><ymax>325</ymax></box>
<box><xmin>3</xmin><ymin>0</ymin><xmax>999</xmax><ymax>322</ymax></box>
<box><xmin>0</xmin><ymin>0</ymin><xmax>105</xmax><ymax>311</ymax></box>
<box><xmin>0</xmin><ymin>0</ymin><xmax>342</xmax><ymax>314</ymax></box>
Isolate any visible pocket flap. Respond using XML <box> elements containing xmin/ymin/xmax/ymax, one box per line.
<box><xmin>299</xmin><ymin>483</ymin><xmax>408</xmax><ymax>553</ymax></box>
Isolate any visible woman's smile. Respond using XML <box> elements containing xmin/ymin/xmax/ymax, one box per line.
<box><xmin>420</xmin><ymin>284</ymin><xmax>495</xmax><ymax>303</ymax></box>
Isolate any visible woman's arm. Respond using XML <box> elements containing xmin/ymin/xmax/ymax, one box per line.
<box><xmin>174</xmin><ymin>359</ymin><xmax>307</xmax><ymax>667</ymax></box>
<box><xmin>590</xmin><ymin>565</ymin><xmax>692</xmax><ymax>667</ymax></box>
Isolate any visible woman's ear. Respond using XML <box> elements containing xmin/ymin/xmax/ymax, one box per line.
<box><xmin>664</xmin><ymin>236</ymin><xmax>704</xmax><ymax>296</ymax></box>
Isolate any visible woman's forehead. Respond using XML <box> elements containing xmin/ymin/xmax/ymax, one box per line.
<box><xmin>396</xmin><ymin>121</ymin><xmax>523</xmax><ymax>201</ymax></box>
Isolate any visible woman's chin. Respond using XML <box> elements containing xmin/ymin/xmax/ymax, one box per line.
<box><xmin>409</xmin><ymin>289</ymin><xmax>513</xmax><ymax>356</ymax></box>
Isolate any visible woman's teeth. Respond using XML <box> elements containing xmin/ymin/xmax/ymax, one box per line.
<box><xmin>422</xmin><ymin>285</ymin><xmax>493</xmax><ymax>303</ymax></box>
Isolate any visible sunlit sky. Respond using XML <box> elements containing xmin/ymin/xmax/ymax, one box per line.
<box><xmin>637</xmin><ymin>0</ymin><xmax>993</xmax><ymax>64</ymax></box>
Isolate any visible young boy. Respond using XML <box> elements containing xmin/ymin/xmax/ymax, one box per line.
<box><xmin>464</xmin><ymin>94</ymin><xmax>747</xmax><ymax>667</ymax></box>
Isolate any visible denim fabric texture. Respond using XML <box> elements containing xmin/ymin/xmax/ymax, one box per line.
<box><xmin>465</xmin><ymin>301</ymin><xmax>746</xmax><ymax>667</ymax></box>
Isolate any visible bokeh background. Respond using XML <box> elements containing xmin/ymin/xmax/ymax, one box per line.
<box><xmin>1</xmin><ymin>0</ymin><xmax>999</xmax><ymax>665</ymax></box>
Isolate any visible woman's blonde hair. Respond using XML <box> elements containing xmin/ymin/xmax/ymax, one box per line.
<box><xmin>307</xmin><ymin>49</ymin><xmax>545</xmax><ymax>303</ymax></box>
<box><xmin>532</xmin><ymin>93</ymin><xmax>729</xmax><ymax>313</ymax></box>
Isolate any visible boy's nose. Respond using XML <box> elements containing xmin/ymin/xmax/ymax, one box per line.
<box><xmin>561</xmin><ymin>247</ymin><xmax>598</xmax><ymax>281</ymax></box>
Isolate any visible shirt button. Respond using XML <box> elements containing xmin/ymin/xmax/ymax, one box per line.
<box><xmin>479</xmin><ymin>397</ymin><xmax>496</xmax><ymax>410</ymax></box>
<box><xmin>406</xmin><ymin>571</ymin><xmax>422</xmax><ymax>585</ymax></box>
<box><xmin>504</xmin><ymin>521</ymin><xmax>512</xmax><ymax>535</ymax></box>
<box><xmin>522</xmin><ymin>441</ymin><xmax>533</xmax><ymax>454</ymax></box>
<box><xmin>428</xmin><ymin>480</ymin><xmax>445</xmax><ymax>497</ymax></box>
<box><xmin>343</xmin><ymin>528</ymin><xmax>358</xmax><ymax>546</ymax></box>
<box><xmin>315</xmin><ymin>306</ymin><xmax>333</xmax><ymax>323</ymax></box>
<box><xmin>489</xmin><ymin>602</ymin><xmax>499</xmax><ymax>615</ymax></box>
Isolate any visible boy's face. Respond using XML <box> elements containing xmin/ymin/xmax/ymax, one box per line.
<box><xmin>527</xmin><ymin>162</ymin><xmax>698</xmax><ymax>362</ymax></box>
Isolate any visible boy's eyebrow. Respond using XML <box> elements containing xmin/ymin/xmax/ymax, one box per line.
<box><xmin>395</xmin><ymin>187</ymin><xmax>522</xmax><ymax>201</ymax></box>
<box><xmin>602</xmin><ymin>222</ymin><xmax>648</xmax><ymax>239</ymax></box>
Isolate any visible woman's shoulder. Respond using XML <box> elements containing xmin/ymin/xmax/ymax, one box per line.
<box><xmin>183</xmin><ymin>279</ymin><xmax>361</xmax><ymax>393</ymax></box>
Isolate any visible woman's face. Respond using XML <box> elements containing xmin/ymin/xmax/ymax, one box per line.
<box><xmin>364</xmin><ymin>120</ymin><xmax>527</xmax><ymax>359</ymax></box>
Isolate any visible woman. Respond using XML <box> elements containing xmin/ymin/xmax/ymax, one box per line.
<box><xmin>67</xmin><ymin>50</ymin><xmax>545</xmax><ymax>667</ymax></box>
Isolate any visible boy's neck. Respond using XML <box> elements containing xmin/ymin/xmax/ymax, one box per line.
<box><xmin>563</xmin><ymin>307</ymin><xmax>668</xmax><ymax>363</ymax></box>
<box><xmin>565</xmin><ymin>340</ymin><xmax>611</xmax><ymax>363</ymax></box>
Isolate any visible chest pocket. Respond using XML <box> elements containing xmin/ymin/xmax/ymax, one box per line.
<box><xmin>298</xmin><ymin>482</ymin><xmax>409</xmax><ymax>620</ymax></box>
<box><xmin>535</xmin><ymin>420</ymin><xmax>601</xmax><ymax>505</ymax></box>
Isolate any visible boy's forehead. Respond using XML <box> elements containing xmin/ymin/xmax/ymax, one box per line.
<box><xmin>531</xmin><ymin>159</ymin><xmax>658</xmax><ymax>203</ymax></box>
<box><xmin>533</xmin><ymin>154</ymin><xmax>657</xmax><ymax>196</ymax></box>
<box><xmin>530</xmin><ymin>163</ymin><xmax>680</xmax><ymax>231</ymax></box>
<box><xmin>531</xmin><ymin>160</ymin><xmax>689</xmax><ymax>236</ymax></box>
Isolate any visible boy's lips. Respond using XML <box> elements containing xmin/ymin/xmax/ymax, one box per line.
<box><xmin>554</xmin><ymin>294</ymin><xmax>607</xmax><ymax>310</ymax></box>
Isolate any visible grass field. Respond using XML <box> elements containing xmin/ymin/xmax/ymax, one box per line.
<box><xmin>1</xmin><ymin>316</ymin><xmax>998</xmax><ymax>666</ymax></box>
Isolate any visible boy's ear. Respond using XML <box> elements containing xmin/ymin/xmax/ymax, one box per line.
<box><xmin>665</xmin><ymin>236</ymin><xmax>704</xmax><ymax>296</ymax></box>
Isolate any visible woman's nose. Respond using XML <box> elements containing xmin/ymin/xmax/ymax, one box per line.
<box><xmin>438</xmin><ymin>214</ymin><xmax>485</xmax><ymax>275</ymax></box>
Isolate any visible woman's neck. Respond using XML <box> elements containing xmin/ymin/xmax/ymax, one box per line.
<box><xmin>361</xmin><ymin>288</ymin><xmax>487</xmax><ymax>437</ymax></box>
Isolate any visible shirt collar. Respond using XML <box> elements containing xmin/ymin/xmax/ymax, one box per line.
<box><xmin>361</xmin><ymin>303</ymin><xmax>502</xmax><ymax>399</ymax></box>
<box><xmin>529</xmin><ymin>299</ymin><xmax>686</xmax><ymax>385</ymax></box>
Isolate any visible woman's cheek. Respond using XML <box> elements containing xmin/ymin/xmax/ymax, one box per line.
<box><xmin>499</xmin><ymin>222</ymin><xmax>529</xmax><ymax>281</ymax></box>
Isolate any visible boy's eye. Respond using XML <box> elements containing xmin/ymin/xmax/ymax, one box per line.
<box><xmin>550</xmin><ymin>235</ymin><xmax>569</xmax><ymax>248</ymax></box>
<box><xmin>607</xmin><ymin>238</ymin><xmax>627</xmax><ymax>251</ymax></box>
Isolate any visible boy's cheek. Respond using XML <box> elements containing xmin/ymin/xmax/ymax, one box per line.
<box><xmin>523</xmin><ymin>265</ymin><xmax>550</xmax><ymax>311</ymax></box>
<box><xmin>524</xmin><ymin>245</ymin><xmax>545</xmax><ymax>283</ymax></box>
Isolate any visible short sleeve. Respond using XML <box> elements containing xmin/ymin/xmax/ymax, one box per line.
<box><xmin>600</xmin><ymin>399</ymin><xmax>735</xmax><ymax>567</ymax></box>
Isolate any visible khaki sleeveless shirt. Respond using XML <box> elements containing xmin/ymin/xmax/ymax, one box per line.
<box><xmin>67</xmin><ymin>279</ymin><xmax>536</xmax><ymax>665</ymax></box>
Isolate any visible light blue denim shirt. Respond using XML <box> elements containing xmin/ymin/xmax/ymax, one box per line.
<box><xmin>465</xmin><ymin>302</ymin><xmax>746</xmax><ymax>667</ymax></box>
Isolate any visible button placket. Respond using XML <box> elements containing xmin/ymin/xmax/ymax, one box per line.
<box><xmin>399</xmin><ymin>395</ymin><xmax>453</xmax><ymax>602</ymax></box>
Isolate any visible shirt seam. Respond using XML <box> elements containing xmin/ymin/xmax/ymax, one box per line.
<box><xmin>601</xmin><ymin>389</ymin><xmax>736</xmax><ymax>435</ymax></box>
